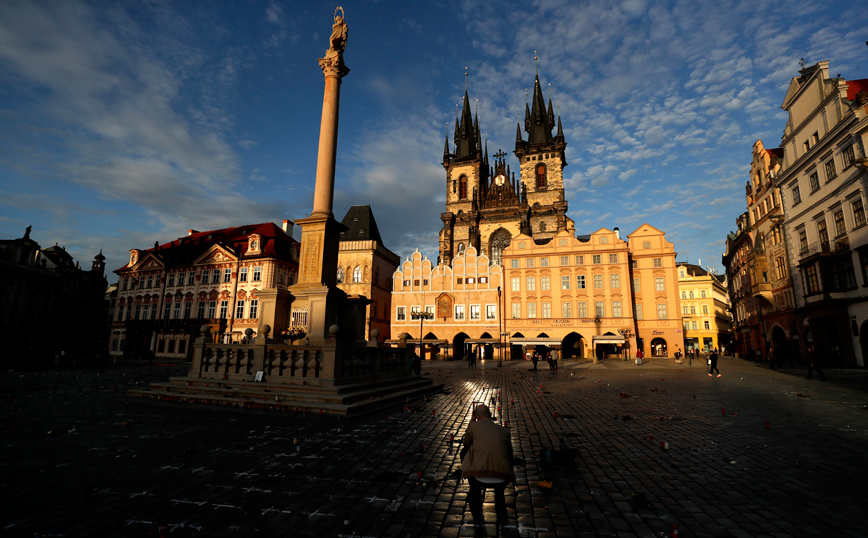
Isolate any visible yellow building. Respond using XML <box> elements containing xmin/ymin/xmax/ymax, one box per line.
<box><xmin>677</xmin><ymin>262</ymin><xmax>731</xmax><ymax>353</ymax></box>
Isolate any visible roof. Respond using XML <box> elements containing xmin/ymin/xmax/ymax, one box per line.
<box><xmin>676</xmin><ymin>262</ymin><xmax>709</xmax><ymax>277</ymax></box>
<box><xmin>116</xmin><ymin>222</ymin><xmax>297</xmax><ymax>272</ymax></box>
<box><xmin>846</xmin><ymin>79</ymin><xmax>868</xmax><ymax>102</ymax></box>
<box><xmin>339</xmin><ymin>205</ymin><xmax>383</xmax><ymax>243</ymax></box>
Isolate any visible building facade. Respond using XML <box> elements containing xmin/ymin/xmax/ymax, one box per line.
<box><xmin>677</xmin><ymin>263</ymin><xmax>731</xmax><ymax>354</ymax></box>
<box><xmin>722</xmin><ymin>213</ymin><xmax>757</xmax><ymax>359</ymax></box>
<box><xmin>111</xmin><ymin>222</ymin><xmax>299</xmax><ymax>360</ymax></box>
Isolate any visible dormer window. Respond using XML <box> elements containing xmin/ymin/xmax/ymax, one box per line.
<box><xmin>247</xmin><ymin>234</ymin><xmax>262</xmax><ymax>255</ymax></box>
<box><xmin>129</xmin><ymin>250</ymin><xmax>139</xmax><ymax>266</ymax></box>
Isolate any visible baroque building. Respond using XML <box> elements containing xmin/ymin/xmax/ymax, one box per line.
<box><xmin>722</xmin><ymin>213</ymin><xmax>757</xmax><ymax>359</ymax></box>
<box><xmin>677</xmin><ymin>262</ymin><xmax>732</xmax><ymax>354</ymax></box>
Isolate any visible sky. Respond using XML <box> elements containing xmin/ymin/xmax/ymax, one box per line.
<box><xmin>1</xmin><ymin>0</ymin><xmax>866</xmax><ymax>280</ymax></box>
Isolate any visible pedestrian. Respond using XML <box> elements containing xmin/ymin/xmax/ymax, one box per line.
<box><xmin>635</xmin><ymin>348</ymin><xmax>644</xmax><ymax>364</ymax></box>
<box><xmin>767</xmin><ymin>345</ymin><xmax>777</xmax><ymax>370</ymax></box>
<box><xmin>806</xmin><ymin>353</ymin><xmax>825</xmax><ymax>381</ymax></box>
<box><xmin>531</xmin><ymin>351</ymin><xmax>539</xmax><ymax>371</ymax></box>
<box><xmin>468</xmin><ymin>348</ymin><xmax>476</xmax><ymax>368</ymax></box>
<box><xmin>688</xmin><ymin>348</ymin><xmax>693</xmax><ymax>365</ymax></box>
<box><xmin>461</xmin><ymin>404</ymin><xmax>514</xmax><ymax>527</ymax></box>
<box><xmin>551</xmin><ymin>348</ymin><xmax>559</xmax><ymax>372</ymax></box>
<box><xmin>546</xmin><ymin>350</ymin><xmax>554</xmax><ymax>371</ymax></box>
<box><xmin>409</xmin><ymin>348</ymin><xmax>418</xmax><ymax>374</ymax></box>
<box><xmin>708</xmin><ymin>349</ymin><xmax>721</xmax><ymax>377</ymax></box>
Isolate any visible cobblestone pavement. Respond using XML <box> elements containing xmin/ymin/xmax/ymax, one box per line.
<box><xmin>2</xmin><ymin>356</ymin><xmax>867</xmax><ymax>538</ymax></box>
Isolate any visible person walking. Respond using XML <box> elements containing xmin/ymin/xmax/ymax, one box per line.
<box><xmin>546</xmin><ymin>350</ymin><xmax>554</xmax><ymax>371</ymax></box>
<box><xmin>688</xmin><ymin>348</ymin><xmax>694</xmax><ymax>366</ymax></box>
<box><xmin>635</xmin><ymin>348</ymin><xmax>644</xmax><ymax>364</ymax></box>
<box><xmin>551</xmin><ymin>348</ymin><xmax>559</xmax><ymax>372</ymax></box>
<box><xmin>531</xmin><ymin>351</ymin><xmax>539</xmax><ymax>371</ymax></box>
<box><xmin>807</xmin><ymin>353</ymin><xmax>825</xmax><ymax>381</ymax></box>
<box><xmin>468</xmin><ymin>348</ymin><xmax>476</xmax><ymax>368</ymax></box>
<box><xmin>461</xmin><ymin>404</ymin><xmax>515</xmax><ymax>527</ymax></box>
<box><xmin>767</xmin><ymin>345</ymin><xmax>777</xmax><ymax>370</ymax></box>
<box><xmin>708</xmin><ymin>349</ymin><xmax>721</xmax><ymax>377</ymax></box>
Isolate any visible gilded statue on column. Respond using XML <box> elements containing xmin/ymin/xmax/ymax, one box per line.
<box><xmin>320</xmin><ymin>7</ymin><xmax>349</xmax><ymax>78</ymax></box>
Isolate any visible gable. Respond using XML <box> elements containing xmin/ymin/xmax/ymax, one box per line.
<box><xmin>194</xmin><ymin>244</ymin><xmax>237</xmax><ymax>265</ymax></box>
<box><xmin>130</xmin><ymin>252</ymin><xmax>164</xmax><ymax>272</ymax></box>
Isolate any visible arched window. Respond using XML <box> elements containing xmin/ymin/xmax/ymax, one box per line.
<box><xmin>700</xmin><ymin>290</ymin><xmax>707</xmax><ymax>298</ymax></box>
<box><xmin>536</xmin><ymin>163</ymin><xmax>547</xmax><ymax>189</ymax></box>
<box><xmin>363</xmin><ymin>265</ymin><xmax>369</xmax><ymax>281</ymax></box>
<box><xmin>336</xmin><ymin>267</ymin><xmax>344</xmax><ymax>283</ymax></box>
<box><xmin>689</xmin><ymin>290</ymin><xmax>694</xmax><ymax>298</ymax></box>
<box><xmin>459</xmin><ymin>175</ymin><xmax>468</xmax><ymax>199</ymax></box>
<box><xmin>681</xmin><ymin>291</ymin><xmax>687</xmax><ymax>299</ymax></box>
<box><xmin>489</xmin><ymin>229</ymin><xmax>512</xmax><ymax>266</ymax></box>
<box><xmin>353</xmin><ymin>266</ymin><xmax>362</xmax><ymax>282</ymax></box>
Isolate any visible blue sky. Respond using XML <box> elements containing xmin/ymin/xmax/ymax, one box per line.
<box><xmin>1</xmin><ymin>0</ymin><xmax>866</xmax><ymax>279</ymax></box>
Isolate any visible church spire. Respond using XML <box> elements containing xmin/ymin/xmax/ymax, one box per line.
<box><xmin>526</xmin><ymin>74</ymin><xmax>553</xmax><ymax>145</ymax></box>
<box><xmin>455</xmin><ymin>89</ymin><xmax>478</xmax><ymax>159</ymax></box>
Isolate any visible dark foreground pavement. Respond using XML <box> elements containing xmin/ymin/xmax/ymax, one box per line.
<box><xmin>2</xmin><ymin>356</ymin><xmax>867</xmax><ymax>538</ymax></box>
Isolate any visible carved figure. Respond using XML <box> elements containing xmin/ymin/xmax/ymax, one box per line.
<box><xmin>327</xmin><ymin>7</ymin><xmax>348</xmax><ymax>57</ymax></box>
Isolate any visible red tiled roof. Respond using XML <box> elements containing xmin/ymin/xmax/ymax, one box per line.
<box><xmin>846</xmin><ymin>79</ymin><xmax>868</xmax><ymax>101</ymax></box>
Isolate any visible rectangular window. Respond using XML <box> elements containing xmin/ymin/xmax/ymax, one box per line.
<box><xmin>396</xmin><ymin>306</ymin><xmax>406</xmax><ymax>321</ymax></box>
<box><xmin>542</xmin><ymin>302</ymin><xmax>551</xmax><ymax>318</ymax></box>
<box><xmin>177</xmin><ymin>272</ymin><xmax>185</xmax><ymax>286</ymax></box>
<box><xmin>834</xmin><ymin>210</ymin><xmax>846</xmax><ymax>237</ymax></box>
<box><xmin>183</xmin><ymin>302</ymin><xmax>191</xmax><ymax>319</ymax></box>
<box><xmin>818</xmin><ymin>220</ymin><xmax>829</xmax><ymax>246</ymax></box>
<box><xmin>527</xmin><ymin>303</ymin><xmax>537</xmax><ymax>318</ymax></box>
<box><xmin>486</xmin><ymin>304</ymin><xmax>496</xmax><ymax>320</ymax></box>
<box><xmin>657</xmin><ymin>303</ymin><xmax>668</xmax><ymax>319</ymax></box>
<box><xmin>632</xmin><ymin>278</ymin><xmax>640</xmax><ymax>292</ymax></box>
<box><xmin>197</xmin><ymin>301</ymin><xmax>205</xmax><ymax>318</ymax></box>
<box><xmin>163</xmin><ymin>303</ymin><xmax>170</xmax><ymax>319</ymax></box>
<box><xmin>121</xmin><ymin>278</ymin><xmax>128</xmax><ymax>291</ymax></box>
<box><xmin>608</xmin><ymin>253</ymin><xmax>618</xmax><ymax>264</ymax></box>
<box><xmin>511</xmin><ymin>277</ymin><xmax>520</xmax><ymax>292</ymax></box>
<box><xmin>219</xmin><ymin>300</ymin><xmax>228</xmax><ymax>319</ymax></box>
<box><xmin>575</xmin><ymin>255</ymin><xmax>584</xmax><ymax>265</ymax></box>
<box><xmin>526</xmin><ymin>258</ymin><xmax>535</xmax><ymax>268</ymax></box>
<box><xmin>692</xmin><ymin>321</ymin><xmax>698</xmax><ymax>330</ymax></box>
<box><xmin>798</xmin><ymin>229</ymin><xmax>808</xmax><ymax>252</ymax></box>
<box><xmin>470</xmin><ymin>305</ymin><xmax>480</xmax><ymax>320</ymax></box>
<box><xmin>704</xmin><ymin>320</ymin><xmax>710</xmax><ymax>330</ymax></box>
<box><xmin>146</xmin><ymin>275</ymin><xmax>153</xmax><ymax>288</ymax></box>
<box><xmin>684</xmin><ymin>321</ymin><xmax>690</xmax><ymax>332</ymax></box>
<box><xmin>593</xmin><ymin>274</ymin><xmax>603</xmax><ymax>289</ymax></box>
<box><xmin>775</xmin><ymin>257</ymin><xmax>787</xmax><ymax>280</ymax></box>
<box><xmin>853</xmin><ymin>199</ymin><xmax>866</xmax><ymax>228</ymax></box>
<box><xmin>248</xmin><ymin>299</ymin><xmax>258</xmax><ymax>319</ymax></box>
<box><xmin>592</xmin><ymin>254</ymin><xmax>602</xmax><ymax>264</ymax></box>
<box><xmin>700</xmin><ymin>290</ymin><xmax>707</xmax><ymax>298</ymax></box>
<box><xmin>577</xmin><ymin>302</ymin><xmax>588</xmax><ymax>318</ymax></box>
<box><xmin>157</xmin><ymin>340</ymin><xmax>165</xmax><ymax>352</ymax></box>
<box><xmin>212</xmin><ymin>270</ymin><xmax>220</xmax><ymax>284</ymax></box>
<box><xmin>562</xmin><ymin>302</ymin><xmax>572</xmax><ymax>317</ymax></box>
<box><xmin>634</xmin><ymin>304</ymin><xmax>642</xmax><ymax>320</ymax></box>
<box><xmin>526</xmin><ymin>277</ymin><xmax>536</xmax><ymax>291</ymax></box>
<box><xmin>202</xmin><ymin>269</ymin><xmax>210</xmax><ymax>284</ymax></box>
<box><xmin>576</xmin><ymin>275</ymin><xmax>586</xmax><ymax>289</ymax></box>
<box><xmin>683</xmin><ymin>305</ymin><xmax>689</xmax><ymax>314</ymax></box>
<box><xmin>843</xmin><ymin>145</ymin><xmax>855</xmax><ymax>169</ymax></box>
<box><xmin>239</xmin><ymin>267</ymin><xmax>248</xmax><ymax>282</ymax></box>
<box><xmin>510</xmin><ymin>259</ymin><xmax>519</xmax><ymax>268</ymax></box>
<box><xmin>207</xmin><ymin>300</ymin><xmax>216</xmax><ymax>318</ymax></box>
<box><xmin>167</xmin><ymin>273</ymin><xmax>175</xmax><ymax>287</ymax></box>
<box><xmin>187</xmin><ymin>273</ymin><xmax>194</xmax><ymax>286</ymax></box>
<box><xmin>653</xmin><ymin>258</ymin><xmax>662</xmax><ymax>268</ymax></box>
<box><xmin>540</xmin><ymin>257</ymin><xmax>549</xmax><ymax>267</ymax></box>
<box><xmin>612</xmin><ymin>301</ymin><xmax>622</xmax><ymax>317</ymax></box>
<box><xmin>560</xmin><ymin>256</ymin><xmax>569</xmax><ymax>266</ymax></box>
<box><xmin>792</xmin><ymin>185</ymin><xmax>801</xmax><ymax>205</ymax></box>
<box><xmin>809</xmin><ymin>171</ymin><xmax>820</xmax><ymax>192</ymax></box>
<box><xmin>142</xmin><ymin>304</ymin><xmax>150</xmax><ymax>319</ymax></box>
<box><xmin>595</xmin><ymin>301</ymin><xmax>605</xmax><ymax>317</ymax></box>
<box><xmin>455</xmin><ymin>305</ymin><xmax>465</xmax><ymax>320</ymax></box>
<box><xmin>178</xmin><ymin>340</ymin><xmax>186</xmax><ymax>354</ymax></box>
<box><xmin>702</xmin><ymin>304</ymin><xmax>709</xmax><ymax>314</ymax></box>
<box><xmin>253</xmin><ymin>267</ymin><xmax>262</xmax><ymax>281</ymax></box>
<box><xmin>512</xmin><ymin>303</ymin><xmax>521</xmax><ymax>319</ymax></box>
<box><xmin>223</xmin><ymin>268</ymin><xmax>231</xmax><ymax>283</ymax></box>
<box><xmin>655</xmin><ymin>277</ymin><xmax>665</xmax><ymax>291</ymax></box>
<box><xmin>690</xmin><ymin>305</ymin><xmax>696</xmax><ymax>314</ymax></box>
<box><xmin>235</xmin><ymin>300</ymin><xmax>245</xmax><ymax>319</ymax></box>
<box><xmin>610</xmin><ymin>273</ymin><xmax>620</xmax><ymax>288</ymax></box>
<box><xmin>561</xmin><ymin>275</ymin><xmax>570</xmax><ymax>290</ymax></box>
<box><xmin>805</xmin><ymin>264</ymin><xmax>820</xmax><ymax>293</ymax></box>
<box><xmin>168</xmin><ymin>340</ymin><xmax>175</xmax><ymax>353</ymax></box>
<box><xmin>825</xmin><ymin>159</ymin><xmax>837</xmax><ymax>181</ymax></box>
<box><xmin>541</xmin><ymin>276</ymin><xmax>550</xmax><ymax>291</ymax></box>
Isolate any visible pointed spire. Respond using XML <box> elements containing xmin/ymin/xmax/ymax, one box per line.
<box><xmin>484</xmin><ymin>140</ymin><xmax>489</xmax><ymax>167</ymax></box>
<box><xmin>455</xmin><ymin>88</ymin><xmax>478</xmax><ymax>159</ymax></box>
<box><xmin>527</xmin><ymin>74</ymin><xmax>553</xmax><ymax>144</ymax></box>
<box><xmin>443</xmin><ymin>133</ymin><xmax>450</xmax><ymax>158</ymax></box>
<box><xmin>547</xmin><ymin>95</ymin><xmax>555</xmax><ymax>126</ymax></box>
<box><xmin>557</xmin><ymin>114</ymin><xmax>564</xmax><ymax>137</ymax></box>
<box><xmin>515</xmin><ymin>121</ymin><xmax>523</xmax><ymax>143</ymax></box>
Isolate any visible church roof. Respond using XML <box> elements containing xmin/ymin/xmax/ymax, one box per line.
<box><xmin>340</xmin><ymin>205</ymin><xmax>383</xmax><ymax>243</ymax></box>
<box><xmin>846</xmin><ymin>78</ymin><xmax>868</xmax><ymax>101</ymax></box>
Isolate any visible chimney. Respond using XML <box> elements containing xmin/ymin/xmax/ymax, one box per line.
<box><xmin>698</xmin><ymin>258</ymin><xmax>701</xmax><ymax>267</ymax></box>
<box><xmin>187</xmin><ymin>229</ymin><xmax>199</xmax><ymax>236</ymax></box>
<box><xmin>282</xmin><ymin>219</ymin><xmax>294</xmax><ymax>237</ymax></box>
<box><xmin>613</xmin><ymin>227</ymin><xmax>620</xmax><ymax>239</ymax></box>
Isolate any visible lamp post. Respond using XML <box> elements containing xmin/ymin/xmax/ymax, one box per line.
<box><xmin>411</xmin><ymin>310</ymin><xmax>434</xmax><ymax>361</ymax></box>
<box><xmin>618</xmin><ymin>328</ymin><xmax>633</xmax><ymax>361</ymax></box>
<box><xmin>497</xmin><ymin>286</ymin><xmax>503</xmax><ymax>367</ymax></box>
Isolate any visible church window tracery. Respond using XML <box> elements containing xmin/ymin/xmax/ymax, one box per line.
<box><xmin>489</xmin><ymin>229</ymin><xmax>512</xmax><ymax>266</ymax></box>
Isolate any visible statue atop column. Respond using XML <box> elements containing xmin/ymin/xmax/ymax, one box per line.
<box><xmin>320</xmin><ymin>7</ymin><xmax>349</xmax><ymax>78</ymax></box>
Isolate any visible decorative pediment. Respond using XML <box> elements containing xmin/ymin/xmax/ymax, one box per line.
<box><xmin>129</xmin><ymin>251</ymin><xmax>164</xmax><ymax>271</ymax></box>
<box><xmin>194</xmin><ymin>244</ymin><xmax>237</xmax><ymax>265</ymax></box>
<box><xmin>247</xmin><ymin>233</ymin><xmax>263</xmax><ymax>255</ymax></box>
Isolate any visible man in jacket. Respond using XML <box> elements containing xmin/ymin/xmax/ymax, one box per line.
<box><xmin>462</xmin><ymin>404</ymin><xmax>514</xmax><ymax>525</ymax></box>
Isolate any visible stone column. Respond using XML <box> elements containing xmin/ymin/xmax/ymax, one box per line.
<box><xmin>311</xmin><ymin>55</ymin><xmax>349</xmax><ymax>218</ymax></box>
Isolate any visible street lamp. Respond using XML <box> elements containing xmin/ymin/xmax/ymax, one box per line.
<box><xmin>410</xmin><ymin>310</ymin><xmax>434</xmax><ymax>361</ymax></box>
<box><xmin>618</xmin><ymin>328</ymin><xmax>633</xmax><ymax>361</ymax></box>
<box><xmin>497</xmin><ymin>286</ymin><xmax>503</xmax><ymax>367</ymax></box>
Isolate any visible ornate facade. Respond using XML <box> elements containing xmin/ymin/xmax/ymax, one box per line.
<box><xmin>677</xmin><ymin>263</ymin><xmax>732</xmax><ymax>354</ymax></box>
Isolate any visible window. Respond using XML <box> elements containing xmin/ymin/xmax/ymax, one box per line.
<box><xmin>595</xmin><ymin>301</ymin><xmax>605</xmax><ymax>317</ymax></box>
<box><xmin>834</xmin><ymin>210</ymin><xmax>846</xmax><ymax>237</ymax></box>
<box><xmin>202</xmin><ymin>269</ymin><xmax>210</xmax><ymax>284</ymax></box>
<box><xmin>853</xmin><ymin>199</ymin><xmax>866</xmax><ymax>228</ymax></box>
<box><xmin>655</xmin><ymin>277</ymin><xmax>665</xmax><ymax>291</ymax></box>
<box><xmin>540</xmin><ymin>257</ymin><xmax>549</xmax><ymax>267</ymax></box>
<box><xmin>455</xmin><ymin>305</ymin><xmax>465</xmax><ymax>320</ymax></box>
<box><xmin>207</xmin><ymin>300</ymin><xmax>216</xmax><ymax>318</ymax></box>
<box><xmin>167</xmin><ymin>273</ymin><xmax>175</xmax><ymax>287</ymax></box>
<box><xmin>560</xmin><ymin>256</ymin><xmax>569</xmax><ymax>266</ymax></box>
<box><xmin>183</xmin><ymin>302</ymin><xmax>191</xmax><ymax>319</ymax></box>
<box><xmin>610</xmin><ymin>274</ymin><xmax>620</xmax><ymax>288</ymax></box>
<box><xmin>633</xmin><ymin>278</ymin><xmax>640</xmax><ymax>292</ymax></box>
<box><xmin>657</xmin><ymin>303</ymin><xmax>667</xmax><ymax>319</ymax></box>
<box><xmin>512</xmin><ymin>303</ymin><xmax>521</xmax><ymax>319</ymax></box>
<box><xmin>177</xmin><ymin>272</ymin><xmax>185</xmax><ymax>286</ymax></box>
<box><xmin>608</xmin><ymin>253</ymin><xmax>618</xmax><ymax>264</ymax></box>
<box><xmin>178</xmin><ymin>340</ymin><xmax>186</xmax><ymax>354</ymax></box>
<box><xmin>692</xmin><ymin>321</ymin><xmax>698</xmax><ymax>330</ymax></box>
<box><xmin>142</xmin><ymin>304</ymin><xmax>150</xmax><ymax>320</ymax></box>
<box><xmin>249</xmin><ymin>300</ymin><xmax>258</xmax><ymax>319</ymax></box>
<box><xmin>121</xmin><ymin>278</ymin><xmax>128</xmax><ymax>291</ymax></box>
<box><xmin>239</xmin><ymin>267</ymin><xmax>248</xmax><ymax>282</ymax></box>
<box><xmin>541</xmin><ymin>276</ymin><xmax>550</xmax><ymax>291</ymax></box>
<box><xmin>536</xmin><ymin>163</ymin><xmax>547</xmax><ymax>189</ymax></box>
<box><xmin>818</xmin><ymin>220</ymin><xmax>829</xmax><ymax>247</ymax></box>
<box><xmin>197</xmin><ymin>301</ymin><xmax>205</xmax><ymax>318</ymax></box>
<box><xmin>683</xmin><ymin>305</ymin><xmax>689</xmax><ymax>315</ymax></box>
<box><xmin>470</xmin><ymin>305</ymin><xmax>480</xmax><ymax>320</ymax></box>
<box><xmin>235</xmin><ymin>300</ymin><xmax>245</xmax><ymax>319</ymax></box>
<box><xmin>396</xmin><ymin>307</ymin><xmax>406</xmax><ymax>320</ymax></box>
<box><xmin>704</xmin><ymin>321</ymin><xmax>710</xmax><ymax>330</ymax></box>
<box><xmin>576</xmin><ymin>275</ymin><xmax>586</xmax><ymax>289</ymax></box>
<box><xmin>798</xmin><ymin>229</ymin><xmax>808</xmax><ymax>252</ymax></box>
<box><xmin>510</xmin><ymin>259</ymin><xmax>519</xmax><ymax>269</ymax></box>
<box><xmin>700</xmin><ymin>290</ymin><xmax>706</xmax><ymax>298</ymax></box>
<box><xmin>459</xmin><ymin>175</ymin><xmax>468</xmax><ymax>199</ymax></box>
<box><xmin>212</xmin><ymin>270</ymin><xmax>220</xmax><ymax>284</ymax></box>
<box><xmin>253</xmin><ymin>267</ymin><xmax>262</xmax><ymax>281</ymax></box>
<box><xmin>775</xmin><ymin>256</ymin><xmax>787</xmax><ymax>280</ymax></box>
<box><xmin>146</xmin><ymin>275</ymin><xmax>153</xmax><ymax>288</ymax></box>
<box><xmin>792</xmin><ymin>185</ymin><xmax>801</xmax><ymax>205</ymax></box>
<box><xmin>577</xmin><ymin>302</ymin><xmax>588</xmax><ymax>318</ymax></box>
<box><xmin>653</xmin><ymin>258</ymin><xmax>662</xmax><ymax>268</ymax></box>
<box><xmin>635</xmin><ymin>304</ymin><xmax>642</xmax><ymax>320</ymax></box>
<box><xmin>612</xmin><ymin>301</ymin><xmax>622</xmax><ymax>317</ymax></box>
<box><xmin>562</xmin><ymin>302</ymin><xmax>572</xmax><ymax>317</ymax></box>
<box><xmin>188</xmin><ymin>272</ymin><xmax>195</xmax><ymax>286</ymax></box>
<box><xmin>527</xmin><ymin>303</ymin><xmax>537</xmax><ymax>318</ymax></box>
<box><xmin>353</xmin><ymin>266</ymin><xmax>362</xmax><ymax>282</ymax></box>
<box><xmin>825</xmin><ymin>159</ymin><xmax>837</xmax><ymax>181</ymax></box>
<box><xmin>702</xmin><ymin>304</ymin><xmax>709</xmax><ymax>314</ymax></box>
<box><xmin>575</xmin><ymin>255</ymin><xmax>584</xmax><ymax>265</ymax></box>
<box><xmin>167</xmin><ymin>340</ymin><xmax>175</xmax><ymax>353</ymax></box>
<box><xmin>689</xmin><ymin>290</ymin><xmax>694</xmax><ymax>299</ymax></box>
<box><xmin>542</xmin><ymin>302</ymin><xmax>551</xmax><ymax>318</ymax></box>
<box><xmin>219</xmin><ymin>300</ymin><xmax>228</xmax><ymax>319</ymax></box>
<box><xmin>805</xmin><ymin>265</ymin><xmax>819</xmax><ymax>294</ymax></box>
<box><xmin>526</xmin><ymin>258</ymin><xmax>535</xmax><ymax>268</ymax></box>
<box><xmin>593</xmin><ymin>274</ymin><xmax>603</xmax><ymax>289</ymax></box>
<box><xmin>690</xmin><ymin>306</ymin><xmax>696</xmax><ymax>314</ymax></box>
<box><xmin>511</xmin><ymin>277</ymin><xmax>520</xmax><ymax>292</ymax></box>
<box><xmin>337</xmin><ymin>267</ymin><xmax>344</xmax><ymax>283</ymax></box>
<box><xmin>809</xmin><ymin>171</ymin><xmax>819</xmax><ymax>193</ymax></box>
<box><xmin>163</xmin><ymin>303</ymin><xmax>170</xmax><ymax>319</ymax></box>
<box><xmin>526</xmin><ymin>277</ymin><xmax>536</xmax><ymax>291</ymax></box>
<box><xmin>139</xmin><ymin>276</ymin><xmax>146</xmax><ymax>289</ymax></box>
<box><xmin>171</xmin><ymin>301</ymin><xmax>181</xmax><ymax>319</ymax></box>
<box><xmin>561</xmin><ymin>276</ymin><xmax>570</xmax><ymax>290</ymax></box>
<box><xmin>684</xmin><ymin>321</ymin><xmax>690</xmax><ymax>332</ymax></box>
<box><xmin>592</xmin><ymin>254</ymin><xmax>602</xmax><ymax>264</ymax></box>
<box><xmin>681</xmin><ymin>290</ymin><xmax>687</xmax><ymax>299</ymax></box>
<box><xmin>486</xmin><ymin>305</ymin><xmax>496</xmax><ymax>320</ymax></box>
<box><xmin>860</xmin><ymin>249</ymin><xmax>868</xmax><ymax>286</ymax></box>
<box><xmin>466</xmin><ymin>277</ymin><xmax>474</xmax><ymax>284</ymax></box>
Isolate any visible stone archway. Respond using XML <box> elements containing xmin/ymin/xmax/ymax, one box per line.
<box><xmin>489</xmin><ymin>228</ymin><xmax>512</xmax><ymax>266</ymax></box>
<box><xmin>650</xmin><ymin>338</ymin><xmax>668</xmax><ymax>357</ymax></box>
<box><xmin>771</xmin><ymin>326</ymin><xmax>788</xmax><ymax>362</ymax></box>
<box><xmin>562</xmin><ymin>332</ymin><xmax>584</xmax><ymax>359</ymax></box>
<box><xmin>453</xmin><ymin>332</ymin><xmax>469</xmax><ymax>361</ymax></box>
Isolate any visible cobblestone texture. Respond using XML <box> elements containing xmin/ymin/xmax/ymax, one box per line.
<box><xmin>1</xmin><ymin>356</ymin><xmax>867</xmax><ymax>537</ymax></box>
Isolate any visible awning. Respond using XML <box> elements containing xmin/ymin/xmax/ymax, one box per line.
<box><xmin>509</xmin><ymin>337</ymin><xmax>562</xmax><ymax>346</ymax></box>
<box><xmin>384</xmin><ymin>339</ymin><xmax>448</xmax><ymax>345</ymax></box>
<box><xmin>592</xmin><ymin>335</ymin><xmax>625</xmax><ymax>344</ymax></box>
<box><xmin>465</xmin><ymin>338</ymin><xmax>499</xmax><ymax>344</ymax></box>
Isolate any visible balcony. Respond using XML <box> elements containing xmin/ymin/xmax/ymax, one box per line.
<box><xmin>798</xmin><ymin>240</ymin><xmax>833</xmax><ymax>264</ymax></box>
<box><xmin>751</xmin><ymin>281</ymin><xmax>773</xmax><ymax>307</ymax></box>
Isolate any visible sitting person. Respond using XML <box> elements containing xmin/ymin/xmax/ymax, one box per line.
<box><xmin>461</xmin><ymin>404</ymin><xmax>515</xmax><ymax>526</ymax></box>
